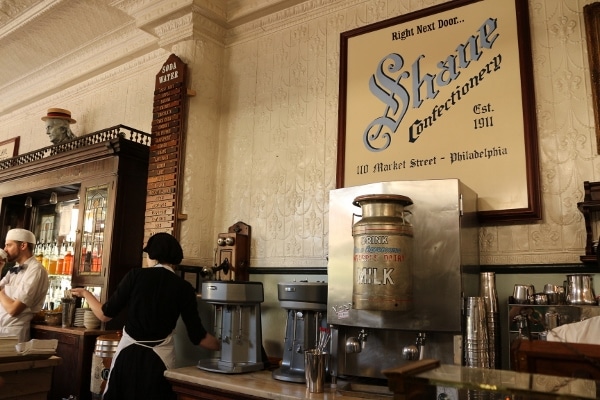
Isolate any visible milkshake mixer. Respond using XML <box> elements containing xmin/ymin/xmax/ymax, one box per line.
<box><xmin>272</xmin><ymin>281</ymin><xmax>328</xmax><ymax>383</ymax></box>
<box><xmin>197</xmin><ymin>281</ymin><xmax>265</xmax><ymax>374</ymax></box>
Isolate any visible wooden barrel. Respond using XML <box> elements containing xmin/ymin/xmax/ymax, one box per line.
<box><xmin>90</xmin><ymin>333</ymin><xmax>121</xmax><ymax>399</ymax></box>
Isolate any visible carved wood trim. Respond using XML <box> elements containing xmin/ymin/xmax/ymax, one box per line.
<box><xmin>585</xmin><ymin>3</ymin><xmax>600</xmax><ymax>154</ymax></box>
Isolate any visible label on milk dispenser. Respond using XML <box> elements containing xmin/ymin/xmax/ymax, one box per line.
<box><xmin>352</xmin><ymin>232</ymin><xmax>413</xmax><ymax>311</ymax></box>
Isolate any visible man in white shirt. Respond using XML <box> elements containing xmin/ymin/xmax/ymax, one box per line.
<box><xmin>0</xmin><ymin>229</ymin><xmax>49</xmax><ymax>342</ymax></box>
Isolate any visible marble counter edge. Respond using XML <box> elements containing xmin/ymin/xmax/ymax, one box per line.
<box><xmin>165</xmin><ymin>367</ymin><xmax>366</xmax><ymax>400</ymax></box>
<box><xmin>0</xmin><ymin>355</ymin><xmax>62</xmax><ymax>372</ymax></box>
<box><xmin>31</xmin><ymin>323</ymin><xmax>117</xmax><ymax>336</ymax></box>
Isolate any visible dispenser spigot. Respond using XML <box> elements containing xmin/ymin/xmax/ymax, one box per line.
<box><xmin>402</xmin><ymin>332</ymin><xmax>427</xmax><ymax>361</ymax></box>
<box><xmin>358</xmin><ymin>329</ymin><xmax>368</xmax><ymax>349</ymax></box>
<box><xmin>416</xmin><ymin>332</ymin><xmax>427</xmax><ymax>360</ymax></box>
<box><xmin>345</xmin><ymin>329</ymin><xmax>368</xmax><ymax>353</ymax></box>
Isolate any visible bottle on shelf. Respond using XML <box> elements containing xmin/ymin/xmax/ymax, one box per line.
<box><xmin>92</xmin><ymin>245</ymin><xmax>101</xmax><ymax>272</ymax></box>
<box><xmin>35</xmin><ymin>242</ymin><xmax>44</xmax><ymax>264</ymax></box>
<box><xmin>84</xmin><ymin>250</ymin><xmax>92</xmax><ymax>272</ymax></box>
<box><xmin>64</xmin><ymin>242</ymin><xmax>74</xmax><ymax>275</ymax></box>
<box><xmin>56</xmin><ymin>242</ymin><xmax>65</xmax><ymax>275</ymax></box>
<box><xmin>48</xmin><ymin>241</ymin><xmax>58</xmax><ymax>275</ymax></box>
<box><xmin>80</xmin><ymin>244</ymin><xmax>87</xmax><ymax>273</ymax></box>
<box><xmin>42</xmin><ymin>242</ymin><xmax>50</xmax><ymax>271</ymax></box>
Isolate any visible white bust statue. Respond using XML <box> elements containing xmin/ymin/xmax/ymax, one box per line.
<box><xmin>42</xmin><ymin>108</ymin><xmax>77</xmax><ymax>145</ymax></box>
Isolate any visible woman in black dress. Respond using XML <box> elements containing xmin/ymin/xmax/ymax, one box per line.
<box><xmin>72</xmin><ymin>233</ymin><xmax>220</xmax><ymax>399</ymax></box>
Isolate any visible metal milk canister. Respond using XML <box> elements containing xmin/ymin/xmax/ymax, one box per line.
<box><xmin>352</xmin><ymin>194</ymin><xmax>414</xmax><ymax>311</ymax></box>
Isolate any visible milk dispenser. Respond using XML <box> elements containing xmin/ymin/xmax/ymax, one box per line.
<box><xmin>327</xmin><ymin>179</ymin><xmax>480</xmax><ymax>389</ymax></box>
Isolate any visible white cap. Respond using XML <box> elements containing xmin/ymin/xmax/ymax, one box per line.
<box><xmin>0</xmin><ymin>249</ymin><xmax>6</xmax><ymax>260</ymax></box>
<box><xmin>6</xmin><ymin>229</ymin><xmax>36</xmax><ymax>244</ymax></box>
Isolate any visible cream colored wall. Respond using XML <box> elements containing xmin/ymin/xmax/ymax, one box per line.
<box><xmin>205</xmin><ymin>0</ymin><xmax>600</xmax><ymax>267</ymax></box>
<box><xmin>0</xmin><ymin>0</ymin><xmax>595</xmax><ymax>365</ymax></box>
<box><xmin>0</xmin><ymin>0</ymin><xmax>596</xmax><ymax>269</ymax></box>
<box><xmin>0</xmin><ymin>50</ymin><xmax>166</xmax><ymax>154</ymax></box>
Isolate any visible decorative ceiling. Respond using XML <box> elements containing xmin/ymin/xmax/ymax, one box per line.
<box><xmin>0</xmin><ymin>0</ymin><xmax>304</xmax><ymax>116</ymax></box>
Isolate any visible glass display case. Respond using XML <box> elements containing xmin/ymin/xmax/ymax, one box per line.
<box><xmin>79</xmin><ymin>183</ymin><xmax>107</xmax><ymax>276</ymax></box>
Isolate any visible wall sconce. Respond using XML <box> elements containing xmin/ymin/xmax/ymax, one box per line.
<box><xmin>24</xmin><ymin>196</ymin><xmax>32</xmax><ymax>208</ymax></box>
<box><xmin>49</xmin><ymin>192</ymin><xmax>58</xmax><ymax>205</ymax></box>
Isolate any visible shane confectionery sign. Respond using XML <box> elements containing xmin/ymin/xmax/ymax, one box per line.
<box><xmin>337</xmin><ymin>0</ymin><xmax>540</xmax><ymax>223</ymax></box>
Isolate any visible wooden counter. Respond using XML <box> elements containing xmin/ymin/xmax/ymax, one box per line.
<box><xmin>0</xmin><ymin>355</ymin><xmax>62</xmax><ymax>399</ymax></box>
<box><xmin>165</xmin><ymin>367</ymin><xmax>371</xmax><ymax>400</ymax></box>
<box><xmin>31</xmin><ymin>323</ymin><xmax>118</xmax><ymax>400</ymax></box>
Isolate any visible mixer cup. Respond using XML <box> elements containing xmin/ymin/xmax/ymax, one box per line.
<box><xmin>272</xmin><ymin>282</ymin><xmax>328</xmax><ymax>383</ymax></box>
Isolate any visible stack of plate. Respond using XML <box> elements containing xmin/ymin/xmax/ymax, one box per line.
<box><xmin>74</xmin><ymin>308</ymin><xmax>88</xmax><ymax>327</ymax></box>
<box><xmin>83</xmin><ymin>310</ymin><xmax>101</xmax><ymax>329</ymax></box>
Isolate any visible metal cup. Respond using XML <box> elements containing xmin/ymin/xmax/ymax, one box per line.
<box><xmin>61</xmin><ymin>298</ymin><xmax>76</xmax><ymax>328</ymax></box>
<box><xmin>304</xmin><ymin>349</ymin><xmax>328</xmax><ymax>393</ymax></box>
<box><xmin>480</xmin><ymin>272</ymin><xmax>498</xmax><ymax>313</ymax></box>
<box><xmin>534</xmin><ymin>293</ymin><xmax>548</xmax><ymax>305</ymax></box>
<box><xmin>566</xmin><ymin>274</ymin><xmax>597</xmax><ymax>305</ymax></box>
<box><xmin>463</xmin><ymin>297</ymin><xmax>489</xmax><ymax>368</ymax></box>
<box><xmin>512</xmin><ymin>284</ymin><xmax>534</xmax><ymax>304</ymax></box>
<box><xmin>545</xmin><ymin>310</ymin><xmax>558</xmax><ymax>330</ymax></box>
<box><xmin>556</xmin><ymin>286</ymin><xmax>567</xmax><ymax>304</ymax></box>
<box><xmin>543</xmin><ymin>284</ymin><xmax>559</xmax><ymax>305</ymax></box>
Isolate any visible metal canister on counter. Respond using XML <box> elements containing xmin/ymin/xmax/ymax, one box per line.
<box><xmin>351</xmin><ymin>194</ymin><xmax>413</xmax><ymax>311</ymax></box>
<box><xmin>544</xmin><ymin>310</ymin><xmax>559</xmax><ymax>330</ymax></box>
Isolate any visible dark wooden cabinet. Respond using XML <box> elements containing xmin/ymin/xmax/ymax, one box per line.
<box><xmin>31</xmin><ymin>325</ymin><xmax>113</xmax><ymax>400</ymax></box>
<box><xmin>0</xmin><ymin>126</ymin><xmax>150</xmax><ymax>330</ymax></box>
<box><xmin>0</xmin><ymin>127</ymin><xmax>149</xmax><ymax>399</ymax></box>
<box><xmin>511</xmin><ymin>338</ymin><xmax>600</xmax><ymax>380</ymax></box>
<box><xmin>168</xmin><ymin>379</ymin><xmax>263</xmax><ymax>400</ymax></box>
<box><xmin>577</xmin><ymin>180</ymin><xmax>600</xmax><ymax>264</ymax></box>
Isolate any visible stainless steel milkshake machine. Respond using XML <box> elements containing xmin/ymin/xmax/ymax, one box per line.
<box><xmin>197</xmin><ymin>281</ymin><xmax>265</xmax><ymax>374</ymax></box>
<box><xmin>272</xmin><ymin>281</ymin><xmax>328</xmax><ymax>383</ymax></box>
<box><xmin>327</xmin><ymin>179</ymin><xmax>480</xmax><ymax>386</ymax></box>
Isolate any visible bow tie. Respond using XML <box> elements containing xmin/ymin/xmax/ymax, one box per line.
<box><xmin>9</xmin><ymin>266</ymin><xmax>22</xmax><ymax>274</ymax></box>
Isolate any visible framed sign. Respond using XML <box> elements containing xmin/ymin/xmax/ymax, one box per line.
<box><xmin>337</xmin><ymin>0</ymin><xmax>540</xmax><ymax>224</ymax></box>
<box><xmin>0</xmin><ymin>137</ymin><xmax>19</xmax><ymax>161</ymax></box>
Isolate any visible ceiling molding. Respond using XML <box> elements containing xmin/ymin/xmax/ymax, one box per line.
<box><xmin>0</xmin><ymin>0</ymin><xmax>341</xmax><ymax>117</ymax></box>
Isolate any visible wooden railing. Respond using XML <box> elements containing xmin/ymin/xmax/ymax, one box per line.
<box><xmin>0</xmin><ymin>125</ymin><xmax>151</xmax><ymax>170</ymax></box>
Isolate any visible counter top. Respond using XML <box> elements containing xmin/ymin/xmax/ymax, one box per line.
<box><xmin>0</xmin><ymin>355</ymin><xmax>62</xmax><ymax>400</ymax></box>
<box><xmin>0</xmin><ymin>355</ymin><xmax>61</xmax><ymax>372</ymax></box>
<box><xmin>31</xmin><ymin>323</ymin><xmax>116</xmax><ymax>336</ymax></box>
<box><xmin>165</xmin><ymin>367</ymin><xmax>372</xmax><ymax>400</ymax></box>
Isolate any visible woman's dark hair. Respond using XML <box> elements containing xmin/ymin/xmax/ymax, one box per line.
<box><xmin>142</xmin><ymin>233</ymin><xmax>183</xmax><ymax>265</ymax></box>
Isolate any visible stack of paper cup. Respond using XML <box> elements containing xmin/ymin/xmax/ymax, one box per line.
<box><xmin>463</xmin><ymin>296</ymin><xmax>489</xmax><ymax>368</ymax></box>
<box><xmin>480</xmin><ymin>272</ymin><xmax>500</xmax><ymax>369</ymax></box>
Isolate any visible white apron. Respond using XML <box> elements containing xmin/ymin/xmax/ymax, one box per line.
<box><xmin>0</xmin><ymin>278</ymin><xmax>30</xmax><ymax>343</ymax></box>
<box><xmin>103</xmin><ymin>326</ymin><xmax>175</xmax><ymax>395</ymax></box>
<box><xmin>103</xmin><ymin>264</ymin><xmax>177</xmax><ymax>395</ymax></box>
